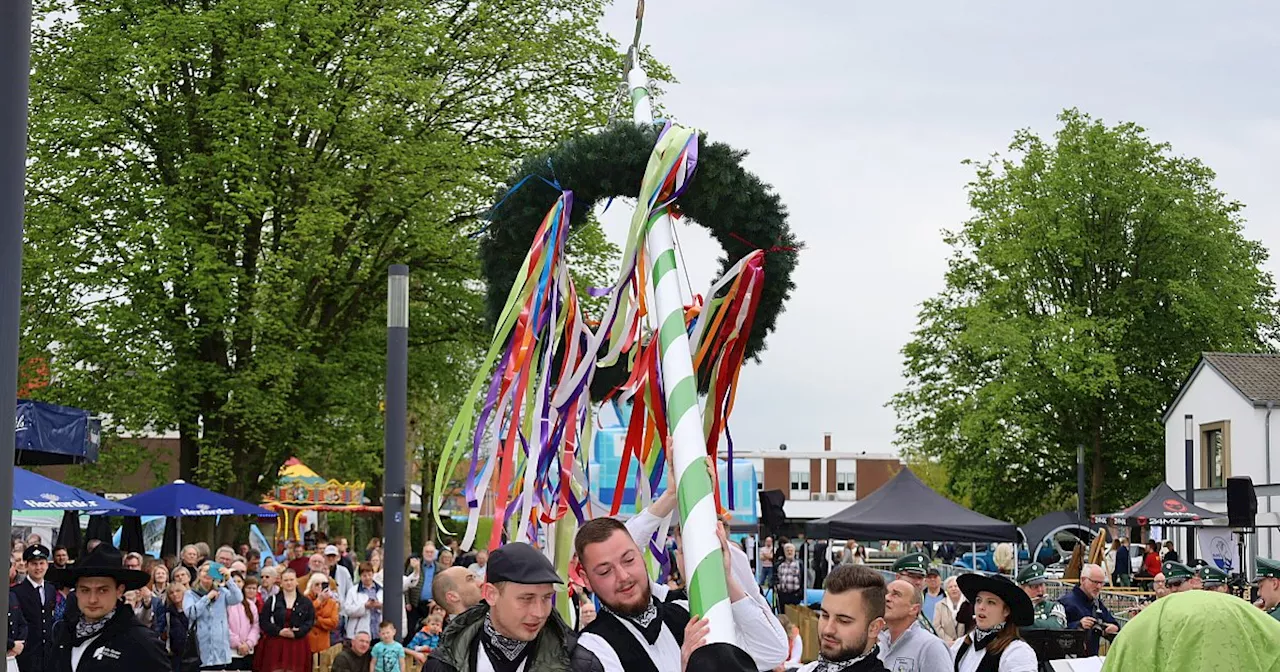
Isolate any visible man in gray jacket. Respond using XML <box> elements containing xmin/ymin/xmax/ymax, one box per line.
<box><xmin>877</xmin><ymin>580</ymin><xmax>951</xmax><ymax>672</ymax></box>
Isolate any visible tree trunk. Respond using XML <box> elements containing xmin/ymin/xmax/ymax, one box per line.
<box><xmin>1089</xmin><ymin>422</ymin><xmax>1105</xmax><ymax>515</ymax></box>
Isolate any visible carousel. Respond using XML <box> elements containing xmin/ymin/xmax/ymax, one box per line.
<box><xmin>262</xmin><ymin>457</ymin><xmax>380</xmax><ymax>541</ymax></box>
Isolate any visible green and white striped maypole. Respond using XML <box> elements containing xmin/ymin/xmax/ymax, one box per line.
<box><xmin>627</xmin><ymin>61</ymin><xmax>736</xmax><ymax>642</ymax></box>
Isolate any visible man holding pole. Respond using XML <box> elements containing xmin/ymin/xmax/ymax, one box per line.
<box><xmin>570</xmin><ymin>517</ymin><xmax>786</xmax><ymax>672</ymax></box>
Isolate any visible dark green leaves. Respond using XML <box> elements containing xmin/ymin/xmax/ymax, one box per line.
<box><xmin>22</xmin><ymin>0</ymin><xmax>650</xmax><ymax>505</ymax></box>
<box><xmin>892</xmin><ymin>109</ymin><xmax>1279</xmax><ymax>523</ymax></box>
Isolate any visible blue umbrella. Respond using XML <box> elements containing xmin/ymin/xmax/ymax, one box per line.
<box><xmin>13</xmin><ymin>468</ymin><xmax>136</xmax><ymax>514</ymax></box>
<box><xmin>116</xmin><ymin>480</ymin><xmax>277</xmax><ymax>518</ymax></box>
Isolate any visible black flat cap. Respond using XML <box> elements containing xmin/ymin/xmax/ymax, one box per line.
<box><xmin>486</xmin><ymin>542</ymin><xmax>562</xmax><ymax>585</ymax></box>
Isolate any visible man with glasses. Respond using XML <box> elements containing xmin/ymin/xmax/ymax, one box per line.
<box><xmin>1058</xmin><ymin>563</ymin><xmax>1118</xmax><ymax>656</ymax></box>
<box><xmin>1161</xmin><ymin>561</ymin><xmax>1201</xmax><ymax>593</ymax></box>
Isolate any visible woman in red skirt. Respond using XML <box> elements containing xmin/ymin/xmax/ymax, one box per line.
<box><xmin>255</xmin><ymin>568</ymin><xmax>315</xmax><ymax>672</ymax></box>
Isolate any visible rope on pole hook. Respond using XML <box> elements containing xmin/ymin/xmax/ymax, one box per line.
<box><xmin>622</xmin><ymin>0</ymin><xmax>646</xmax><ymax>79</ymax></box>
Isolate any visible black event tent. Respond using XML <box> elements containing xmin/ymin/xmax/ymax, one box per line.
<box><xmin>805</xmin><ymin>468</ymin><xmax>1018</xmax><ymax>543</ymax></box>
<box><xmin>1020</xmin><ymin>510</ymin><xmax>1100</xmax><ymax>557</ymax></box>
<box><xmin>1091</xmin><ymin>481</ymin><xmax>1218</xmax><ymax>527</ymax></box>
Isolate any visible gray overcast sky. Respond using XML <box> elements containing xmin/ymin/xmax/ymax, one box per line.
<box><xmin>594</xmin><ymin>1</ymin><xmax>1280</xmax><ymax>457</ymax></box>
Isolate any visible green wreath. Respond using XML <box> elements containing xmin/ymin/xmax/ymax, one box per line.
<box><xmin>481</xmin><ymin>122</ymin><xmax>800</xmax><ymax>399</ymax></box>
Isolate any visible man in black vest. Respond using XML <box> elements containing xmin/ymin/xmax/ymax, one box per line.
<box><xmin>571</xmin><ymin>517</ymin><xmax>787</xmax><ymax>672</ymax></box>
<box><xmin>13</xmin><ymin>544</ymin><xmax>57</xmax><ymax>672</ymax></box>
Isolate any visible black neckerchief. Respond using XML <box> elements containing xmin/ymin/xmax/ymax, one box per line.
<box><xmin>972</xmin><ymin>623</ymin><xmax>1004</xmax><ymax>650</ymax></box>
<box><xmin>813</xmin><ymin>644</ymin><xmax>879</xmax><ymax>672</ymax></box>
<box><xmin>477</xmin><ymin>614</ymin><xmax>532</xmax><ymax>672</ymax></box>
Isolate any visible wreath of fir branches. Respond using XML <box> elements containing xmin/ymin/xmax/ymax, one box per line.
<box><xmin>481</xmin><ymin>122</ymin><xmax>801</xmax><ymax>399</ymax></box>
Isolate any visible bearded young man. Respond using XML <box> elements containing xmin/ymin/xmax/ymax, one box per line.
<box><xmin>795</xmin><ymin>564</ymin><xmax>890</xmax><ymax>672</ymax></box>
<box><xmin>571</xmin><ymin>517</ymin><xmax>787</xmax><ymax>672</ymax></box>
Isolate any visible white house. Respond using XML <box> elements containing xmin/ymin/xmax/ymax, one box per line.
<box><xmin>1163</xmin><ymin>352</ymin><xmax>1280</xmax><ymax>560</ymax></box>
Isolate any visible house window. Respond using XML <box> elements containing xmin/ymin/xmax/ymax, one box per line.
<box><xmin>1200</xmin><ymin>421</ymin><xmax>1231</xmax><ymax>488</ymax></box>
<box><xmin>836</xmin><ymin>473</ymin><xmax>855</xmax><ymax>492</ymax></box>
<box><xmin>790</xmin><ymin>471</ymin><xmax>810</xmax><ymax>491</ymax></box>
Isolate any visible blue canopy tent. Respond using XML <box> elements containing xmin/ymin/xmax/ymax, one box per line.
<box><xmin>15</xmin><ymin>399</ymin><xmax>101</xmax><ymax>465</ymax></box>
<box><xmin>12</xmin><ymin>468</ymin><xmax>135</xmax><ymax>514</ymax></box>
<box><xmin>117</xmin><ymin>480</ymin><xmax>277</xmax><ymax>551</ymax></box>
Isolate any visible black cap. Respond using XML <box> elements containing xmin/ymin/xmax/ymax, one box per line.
<box><xmin>486</xmin><ymin>542</ymin><xmax>562</xmax><ymax>585</ymax></box>
<box><xmin>23</xmin><ymin>545</ymin><xmax>50</xmax><ymax>563</ymax></box>
<box><xmin>925</xmin><ymin>567</ymin><xmax>941</xmax><ymax>577</ymax></box>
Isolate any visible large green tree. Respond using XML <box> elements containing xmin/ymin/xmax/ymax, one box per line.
<box><xmin>892</xmin><ymin>109</ymin><xmax>1280</xmax><ymax>523</ymax></box>
<box><xmin>23</xmin><ymin>0</ymin><xmax>642</xmax><ymax>521</ymax></box>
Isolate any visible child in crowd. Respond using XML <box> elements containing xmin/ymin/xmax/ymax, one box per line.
<box><xmin>777</xmin><ymin>614</ymin><xmax>802</xmax><ymax>668</ymax></box>
<box><xmin>371</xmin><ymin>620</ymin><xmax>407</xmax><ymax>672</ymax></box>
<box><xmin>407</xmin><ymin>613</ymin><xmax>443</xmax><ymax>659</ymax></box>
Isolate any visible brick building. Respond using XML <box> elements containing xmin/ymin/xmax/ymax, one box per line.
<box><xmin>719</xmin><ymin>433</ymin><xmax>901</xmax><ymax>521</ymax></box>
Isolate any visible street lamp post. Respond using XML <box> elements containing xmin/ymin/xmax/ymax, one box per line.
<box><xmin>0</xmin><ymin>0</ymin><xmax>32</xmax><ymax>625</ymax></box>
<box><xmin>384</xmin><ymin>265</ymin><xmax>409</xmax><ymax>620</ymax></box>
<box><xmin>1185</xmin><ymin>414</ymin><xmax>1196</xmax><ymax>561</ymax></box>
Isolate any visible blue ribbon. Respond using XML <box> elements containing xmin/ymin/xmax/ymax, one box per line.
<box><xmin>468</xmin><ymin>171</ymin><xmax>563</xmax><ymax>239</ymax></box>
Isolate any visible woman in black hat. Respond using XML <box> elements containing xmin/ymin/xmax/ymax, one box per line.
<box><xmin>950</xmin><ymin>574</ymin><xmax>1037</xmax><ymax>672</ymax></box>
<box><xmin>47</xmin><ymin>543</ymin><xmax>171</xmax><ymax>671</ymax></box>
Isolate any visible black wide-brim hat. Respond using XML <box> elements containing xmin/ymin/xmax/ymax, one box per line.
<box><xmin>48</xmin><ymin>543</ymin><xmax>149</xmax><ymax>592</ymax></box>
<box><xmin>957</xmin><ymin>573</ymin><xmax>1034</xmax><ymax>627</ymax></box>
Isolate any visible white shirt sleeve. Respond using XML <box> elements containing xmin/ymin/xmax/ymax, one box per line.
<box><xmin>998</xmin><ymin>640</ymin><xmax>1039</xmax><ymax>672</ymax></box>
<box><xmin>729</xmin><ymin>592</ymin><xmax>790</xmax><ymax>671</ymax></box>
<box><xmin>625</xmin><ymin>509</ymin><xmax>666</xmax><ymax>548</ymax></box>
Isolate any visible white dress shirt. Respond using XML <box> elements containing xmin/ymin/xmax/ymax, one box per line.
<box><xmin>474</xmin><ymin>646</ymin><xmax>528</xmax><ymax>672</ymax></box>
<box><xmin>623</xmin><ymin>504</ymin><xmax>789</xmax><ymax>671</ymax></box>
<box><xmin>949</xmin><ymin>637</ymin><xmax>1038</xmax><ymax>672</ymax></box>
<box><xmin>577</xmin><ymin>586</ymin><xmax>786</xmax><ymax>672</ymax></box>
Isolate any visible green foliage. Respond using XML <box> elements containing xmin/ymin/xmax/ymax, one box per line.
<box><xmin>22</xmin><ymin>0</ymin><xmax>655</xmax><ymax>514</ymax></box>
<box><xmin>892</xmin><ymin>109</ymin><xmax>1280</xmax><ymax>524</ymax></box>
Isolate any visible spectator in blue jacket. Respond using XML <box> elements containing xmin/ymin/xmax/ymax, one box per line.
<box><xmin>184</xmin><ymin>562</ymin><xmax>244</xmax><ymax>668</ymax></box>
<box><xmin>1057</xmin><ymin>563</ymin><xmax>1119</xmax><ymax>655</ymax></box>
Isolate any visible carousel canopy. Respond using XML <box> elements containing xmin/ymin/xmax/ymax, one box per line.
<box><xmin>263</xmin><ymin>457</ymin><xmax>377</xmax><ymax>512</ymax></box>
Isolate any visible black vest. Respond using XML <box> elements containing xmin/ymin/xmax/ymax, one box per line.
<box><xmin>953</xmin><ymin>638</ymin><xmax>1003</xmax><ymax>672</ymax></box>
<box><xmin>583</xmin><ymin>601</ymin><xmax>690</xmax><ymax>672</ymax></box>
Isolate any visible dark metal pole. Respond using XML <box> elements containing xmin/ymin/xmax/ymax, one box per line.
<box><xmin>0</xmin><ymin>0</ymin><xmax>32</xmax><ymax>626</ymax></box>
<box><xmin>383</xmin><ymin>265</ymin><xmax>409</xmax><ymax>629</ymax></box>
<box><xmin>1076</xmin><ymin>443</ymin><xmax>1087</xmax><ymax>524</ymax></box>
<box><xmin>1184</xmin><ymin>414</ymin><xmax>1196</xmax><ymax>561</ymax></box>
